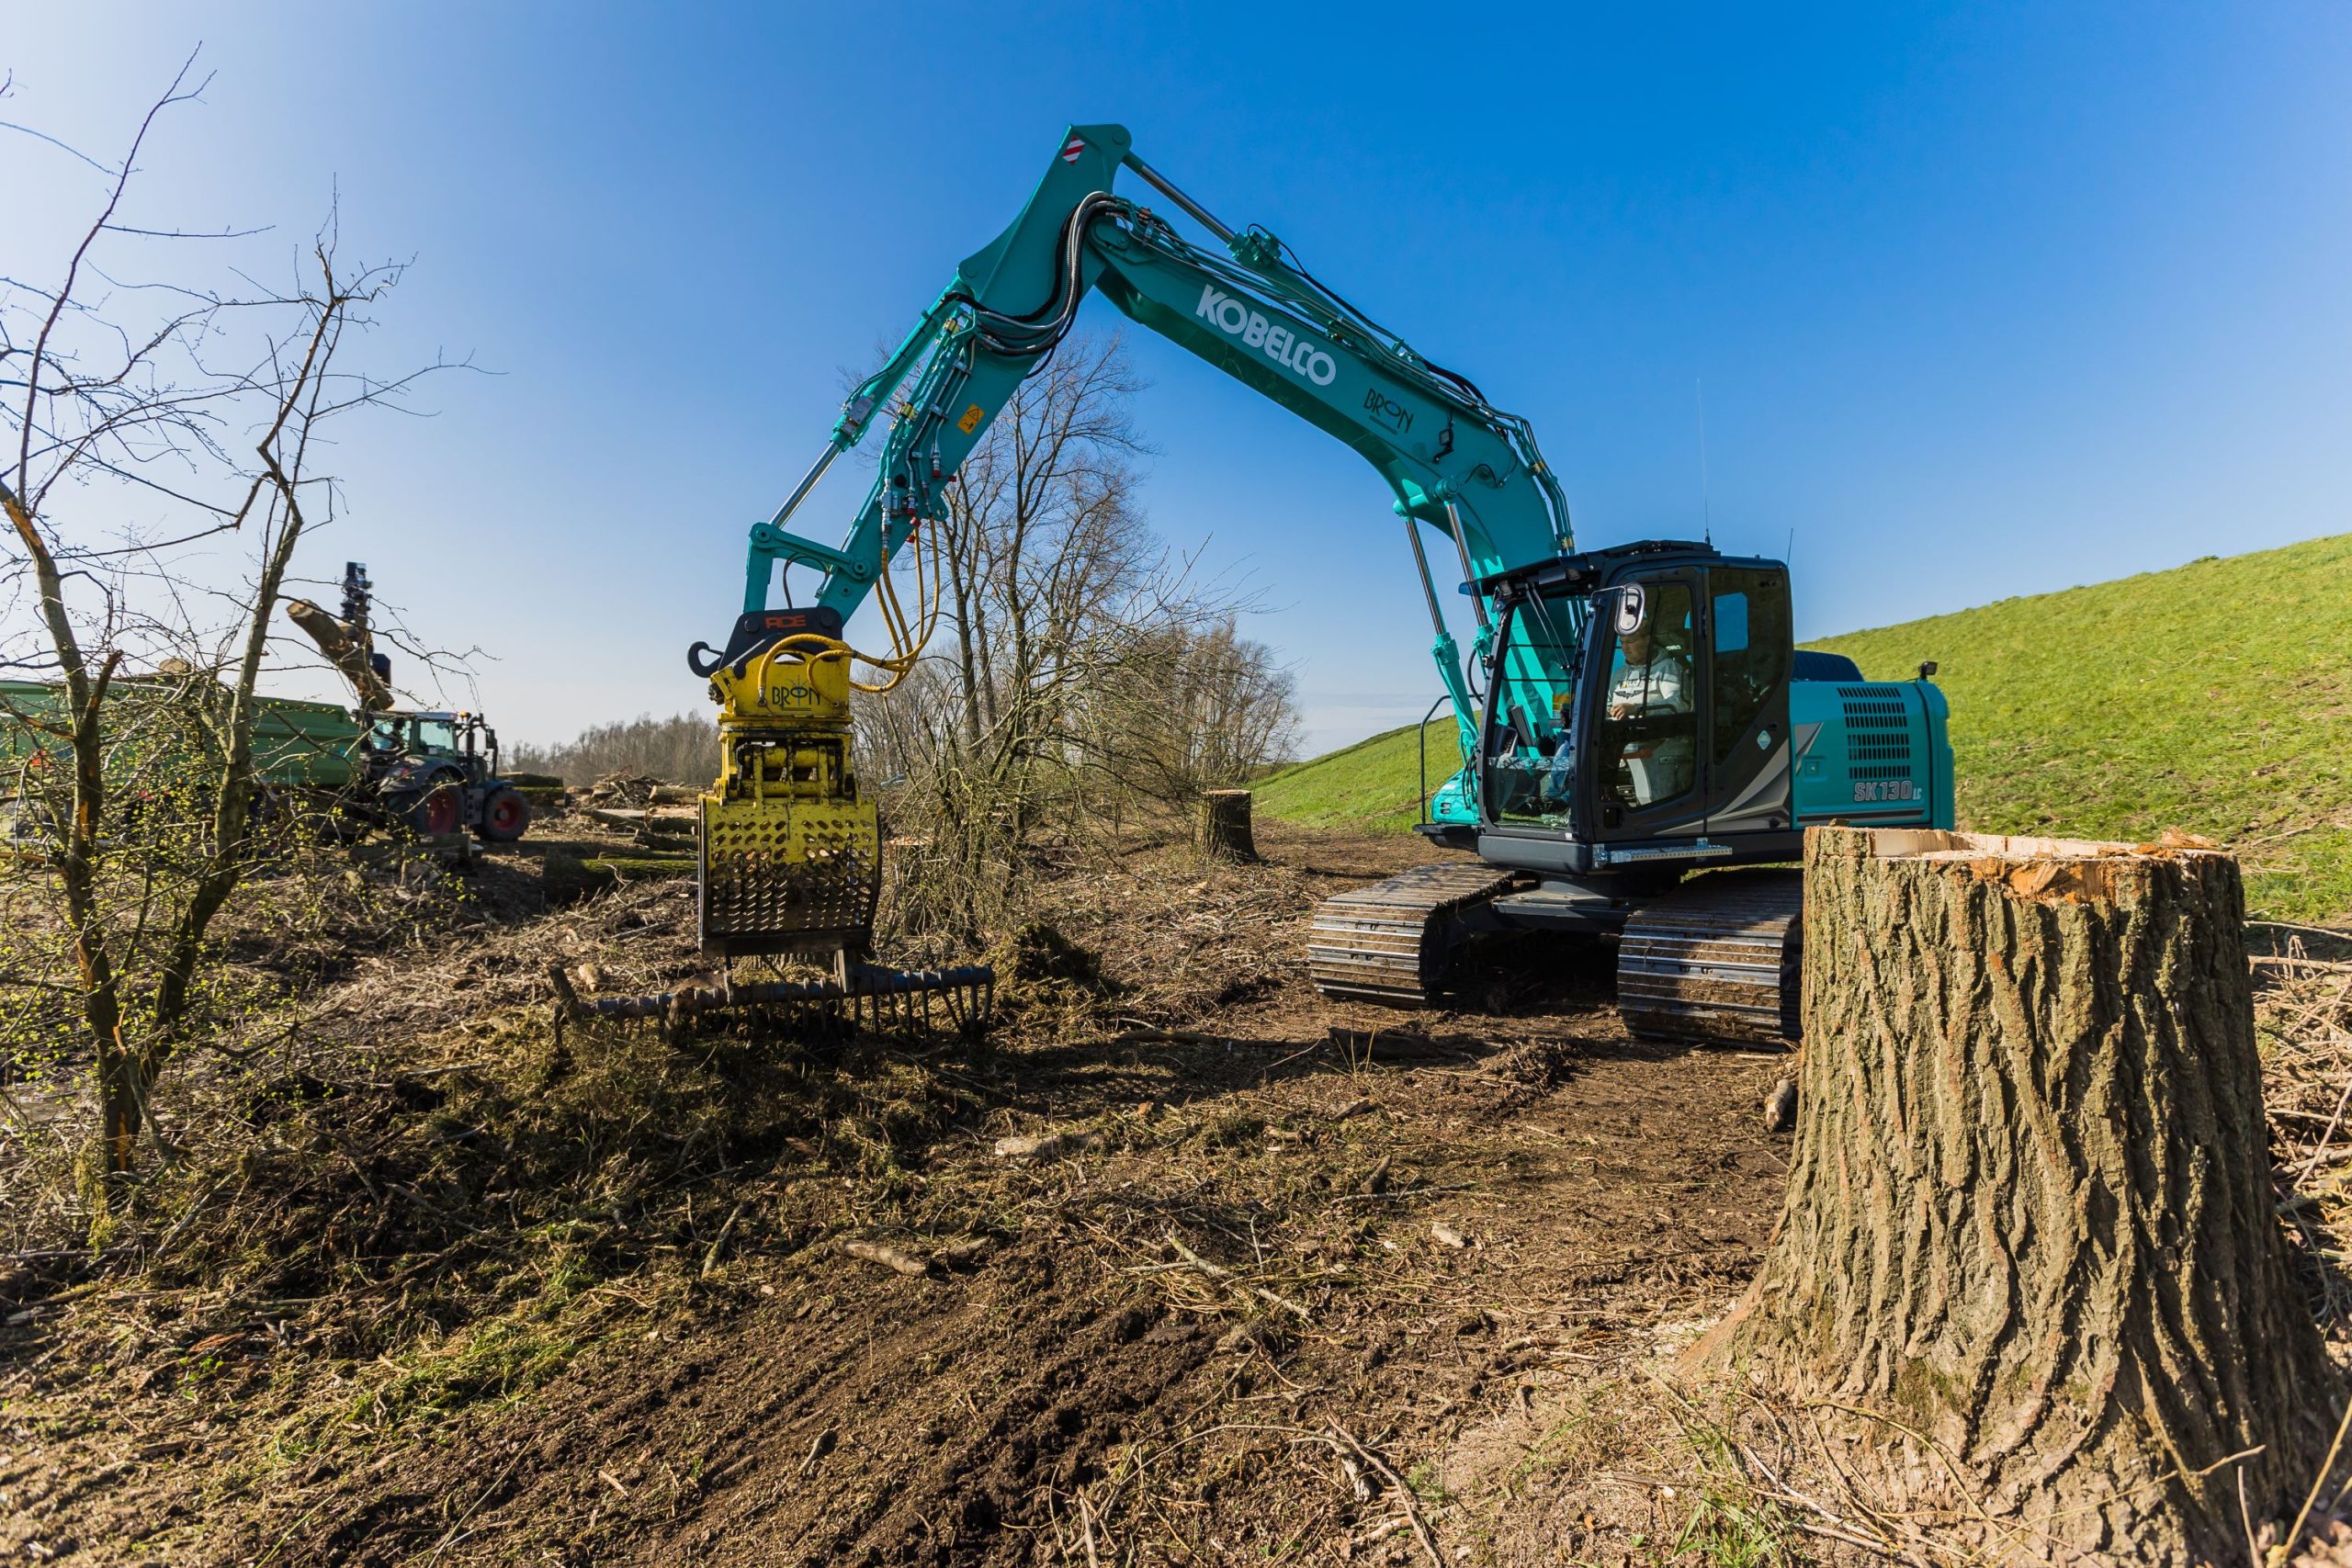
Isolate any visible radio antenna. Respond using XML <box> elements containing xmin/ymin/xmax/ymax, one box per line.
<box><xmin>1695</xmin><ymin>378</ymin><xmax>1712</xmax><ymax>547</ymax></box>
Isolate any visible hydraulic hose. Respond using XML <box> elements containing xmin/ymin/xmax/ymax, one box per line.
<box><xmin>955</xmin><ymin>192</ymin><xmax>1126</xmax><ymax>359</ymax></box>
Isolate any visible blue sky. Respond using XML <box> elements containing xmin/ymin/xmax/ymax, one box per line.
<box><xmin>7</xmin><ymin>5</ymin><xmax>2349</xmax><ymax>753</ymax></box>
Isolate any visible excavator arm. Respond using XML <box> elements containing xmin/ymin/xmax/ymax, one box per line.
<box><xmin>692</xmin><ymin>124</ymin><xmax>1579</xmax><ymax>961</ymax></box>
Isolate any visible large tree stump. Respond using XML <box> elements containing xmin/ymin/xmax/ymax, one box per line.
<box><xmin>1710</xmin><ymin>826</ymin><xmax>2330</xmax><ymax>1562</ymax></box>
<box><xmin>1200</xmin><ymin>788</ymin><xmax>1256</xmax><ymax>862</ymax></box>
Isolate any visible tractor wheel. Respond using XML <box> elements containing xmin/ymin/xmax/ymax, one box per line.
<box><xmin>408</xmin><ymin>784</ymin><xmax>462</xmax><ymax>837</ymax></box>
<box><xmin>476</xmin><ymin>786</ymin><xmax>532</xmax><ymax>844</ymax></box>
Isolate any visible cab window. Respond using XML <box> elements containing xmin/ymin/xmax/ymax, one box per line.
<box><xmin>1708</xmin><ymin>569</ymin><xmax>1790</xmax><ymax>765</ymax></box>
<box><xmin>1486</xmin><ymin>590</ymin><xmax>1589</xmax><ymax>827</ymax></box>
<box><xmin>1593</xmin><ymin>581</ymin><xmax>1698</xmax><ymax>814</ymax></box>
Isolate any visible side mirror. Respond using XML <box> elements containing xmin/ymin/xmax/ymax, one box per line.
<box><xmin>1917</xmin><ymin>660</ymin><xmax>1939</xmax><ymax>681</ymax></box>
<box><xmin>1613</xmin><ymin>584</ymin><xmax>1648</xmax><ymax>637</ymax></box>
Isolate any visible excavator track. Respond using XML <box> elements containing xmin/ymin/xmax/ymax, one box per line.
<box><xmin>1615</xmin><ymin>869</ymin><xmax>1804</xmax><ymax>1044</ymax></box>
<box><xmin>1308</xmin><ymin>862</ymin><xmax>1521</xmax><ymax>1006</ymax></box>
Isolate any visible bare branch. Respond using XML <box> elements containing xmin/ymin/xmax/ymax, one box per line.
<box><xmin>14</xmin><ymin>48</ymin><xmax>209</xmax><ymax>506</ymax></box>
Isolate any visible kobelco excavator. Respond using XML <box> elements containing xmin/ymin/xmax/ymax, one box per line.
<box><xmin>690</xmin><ymin>124</ymin><xmax>1952</xmax><ymax>1041</ymax></box>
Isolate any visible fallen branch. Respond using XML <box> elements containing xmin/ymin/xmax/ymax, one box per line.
<box><xmin>1079</xmin><ymin>1490</ymin><xmax>1105</xmax><ymax>1568</ymax></box>
<box><xmin>842</xmin><ymin>1239</ymin><xmax>933</xmax><ymax>1278</ymax></box>
<box><xmin>1164</xmin><ymin>1231</ymin><xmax>1308</xmax><ymax>1321</ymax></box>
<box><xmin>1324</xmin><ymin>1423</ymin><xmax>1442</xmax><ymax>1568</ymax></box>
<box><xmin>1107</xmin><ymin>1029</ymin><xmax>1225</xmax><ymax>1047</ymax></box>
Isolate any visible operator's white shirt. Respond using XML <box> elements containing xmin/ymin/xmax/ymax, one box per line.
<box><xmin>1610</xmin><ymin>650</ymin><xmax>1695</xmax><ymax>807</ymax></box>
<box><xmin>1610</xmin><ymin>652</ymin><xmax>1693</xmax><ymax>715</ymax></box>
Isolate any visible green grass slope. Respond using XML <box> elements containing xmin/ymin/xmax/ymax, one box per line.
<box><xmin>1259</xmin><ymin>535</ymin><xmax>2352</xmax><ymax>922</ymax></box>
<box><xmin>1815</xmin><ymin>533</ymin><xmax>2352</xmax><ymax>923</ymax></box>
<box><xmin>1253</xmin><ymin>719</ymin><xmax>1456</xmax><ymax>834</ymax></box>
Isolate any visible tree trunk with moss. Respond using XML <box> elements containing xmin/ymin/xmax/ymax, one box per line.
<box><xmin>1712</xmin><ymin>826</ymin><xmax>2330</xmax><ymax>1563</ymax></box>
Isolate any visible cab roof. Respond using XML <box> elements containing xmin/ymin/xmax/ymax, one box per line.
<box><xmin>1480</xmin><ymin>539</ymin><xmax>1786</xmax><ymax>601</ymax></box>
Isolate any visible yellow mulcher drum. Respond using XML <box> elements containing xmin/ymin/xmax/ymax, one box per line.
<box><xmin>695</xmin><ymin>613</ymin><xmax>880</xmax><ymax>964</ymax></box>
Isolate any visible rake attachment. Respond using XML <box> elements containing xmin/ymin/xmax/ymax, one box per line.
<box><xmin>548</xmin><ymin>961</ymin><xmax>993</xmax><ymax>1043</ymax></box>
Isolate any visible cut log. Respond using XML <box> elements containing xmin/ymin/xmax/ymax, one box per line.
<box><xmin>284</xmin><ymin>598</ymin><xmax>393</xmax><ymax>713</ymax></box>
<box><xmin>1200</xmin><ymin>788</ymin><xmax>1256</xmax><ymax>862</ymax></box>
<box><xmin>584</xmin><ymin>807</ymin><xmax>693</xmax><ymax>831</ymax></box>
<box><xmin>1704</xmin><ymin>827</ymin><xmax>2330</xmax><ymax>1563</ymax></box>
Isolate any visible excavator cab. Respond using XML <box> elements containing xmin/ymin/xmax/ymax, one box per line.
<box><xmin>1478</xmin><ymin>543</ymin><xmax>1802</xmax><ymax>860</ymax></box>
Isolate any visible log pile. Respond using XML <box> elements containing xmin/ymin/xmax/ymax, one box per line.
<box><xmin>582</xmin><ymin>773</ymin><xmax>666</xmax><ymax>808</ymax></box>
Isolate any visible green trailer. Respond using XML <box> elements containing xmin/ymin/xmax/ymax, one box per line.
<box><xmin>251</xmin><ymin>694</ymin><xmax>368</xmax><ymax>790</ymax></box>
<box><xmin>0</xmin><ymin>679</ymin><xmax>368</xmax><ymax>795</ymax></box>
<box><xmin>1</xmin><ymin>681</ymin><xmax>534</xmax><ymax>843</ymax></box>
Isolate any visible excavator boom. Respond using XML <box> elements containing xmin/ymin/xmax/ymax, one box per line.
<box><xmin>692</xmin><ymin>124</ymin><xmax>1579</xmax><ymax>962</ymax></box>
<box><xmin>690</xmin><ymin>124</ymin><xmax>1954</xmax><ymax>1044</ymax></box>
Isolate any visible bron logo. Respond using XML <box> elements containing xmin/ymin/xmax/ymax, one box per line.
<box><xmin>1363</xmin><ymin>388</ymin><xmax>1413</xmax><ymax>434</ymax></box>
<box><xmin>765</xmin><ymin>680</ymin><xmax>819</xmax><ymax>707</ymax></box>
<box><xmin>1193</xmin><ymin>286</ymin><xmax>1338</xmax><ymax>387</ymax></box>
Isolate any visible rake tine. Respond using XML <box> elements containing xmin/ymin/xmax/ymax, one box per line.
<box><xmin>583</xmin><ymin>961</ymin><xmax>991</xmax><ymax>1041</ymax></box>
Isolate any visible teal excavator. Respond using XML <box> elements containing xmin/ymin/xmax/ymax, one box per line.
<box><xmin>689</xmin><ymin>124</ymin><xmax>1952</xmax><ymax>1040</ymax></box>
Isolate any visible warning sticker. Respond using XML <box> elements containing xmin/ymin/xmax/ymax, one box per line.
<box><xmin>1061</xmin><ymin>136</ymin><xmax>1085</xmax><ymax>164</ymax></box>
<box><xmin>957</xmin><ymin>402</ymin><xmax>986</xmax><ymax>434</ymax></box>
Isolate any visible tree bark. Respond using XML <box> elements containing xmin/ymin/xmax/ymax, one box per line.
<box><xmin>285</xmin><ymin>597</ymin><xmax>393</xmax><ymax>712</ymax></box>
<box><xmin>1200</xmin><ymin>788</ymin><xmax>1256</xmax><ymax>862</ymax></box>
<box><xmin>1709</xmin><ymin>826</ymin><xmax>2331</xmax><ymax>1563</ymax></box>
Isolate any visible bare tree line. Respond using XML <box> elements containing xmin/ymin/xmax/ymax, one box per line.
<box><xmin>507</xmin><ymin>712</ymin><xmax>713</xmax><ymax>784</ymax></box>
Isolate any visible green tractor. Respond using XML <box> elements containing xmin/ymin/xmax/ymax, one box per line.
<box><xmin>283</xmin><ymin>566</ymin><xmax>534</xmax><ymax>844</ymax></box>
<box><xmin>364</xmin><ymin>709</ymin><xmax>533</xmax><ymax>843</ymax></box>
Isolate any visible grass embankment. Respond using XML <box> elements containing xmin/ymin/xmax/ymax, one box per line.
<box><xmin>1816</xmin><ymin>534</ymin><xmax>2352</xmax><ymax>923</ymax></box>
<box><xmin>1257</xmin><ymin>534</ymin><xmax>2352</xmax><ymax>922</ymax></box>
<box><xmin>1252</xmin><ymin>719</ymin><xmax>1456</xmax><ymax>834</ymax></box>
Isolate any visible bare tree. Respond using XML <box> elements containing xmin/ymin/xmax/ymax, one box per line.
<box><xmin>1080</xmin><ymin>615</ymin><xmax>1300</xmax><ymax>810</ymax></box>
<box><xmin>0</xmin><ymin>61</ymin><xmax>434</xmax><ymax>1182</ymax></box>
<box><xmin>858</xmin><ymin>336</ymin><xmax>1295</xmax><ymax>939</ymax></box>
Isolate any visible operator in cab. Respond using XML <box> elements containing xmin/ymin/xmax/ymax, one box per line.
<box><xmin>1609</xmin><ymin>613</ymin><xmax>1695</xmax><ymax>807</ymax></box>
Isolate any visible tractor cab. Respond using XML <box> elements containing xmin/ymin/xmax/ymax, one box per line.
<box><xmin>362</xmin><ymin>710</ymin><xmax>532</xmax><ymax>843</ymax></box>
<box><xmin>367</xmin><ymin>710</ymin><xmax>496</xmax><ymax>773</ymax></box>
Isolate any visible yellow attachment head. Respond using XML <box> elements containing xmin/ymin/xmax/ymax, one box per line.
<box><xmin>699</xmin><ymin>630</ymin><xmax>876</xmax><ymax>957</ymax></box>
<box><xmin>709</xmin><ymin>633</ymin><xmax>854</xmax><ymax>729</ymax></box>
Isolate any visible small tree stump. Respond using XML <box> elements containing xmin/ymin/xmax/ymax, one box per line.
<box><xmin>1707</xmin><ymin>826</ymin><xmax>2329</xmax><ymax>1563</ymax></box>
<box><xmin>1200</xmin><ymin>788</ymin><xmax>1256</xmax><ymax>862</ymax></box>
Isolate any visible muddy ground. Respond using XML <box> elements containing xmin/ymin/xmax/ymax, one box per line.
<box><xmin>3</xmin><ymin>821</ymin><xmax>2345</xmax><ymax>1565</ymax></box>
